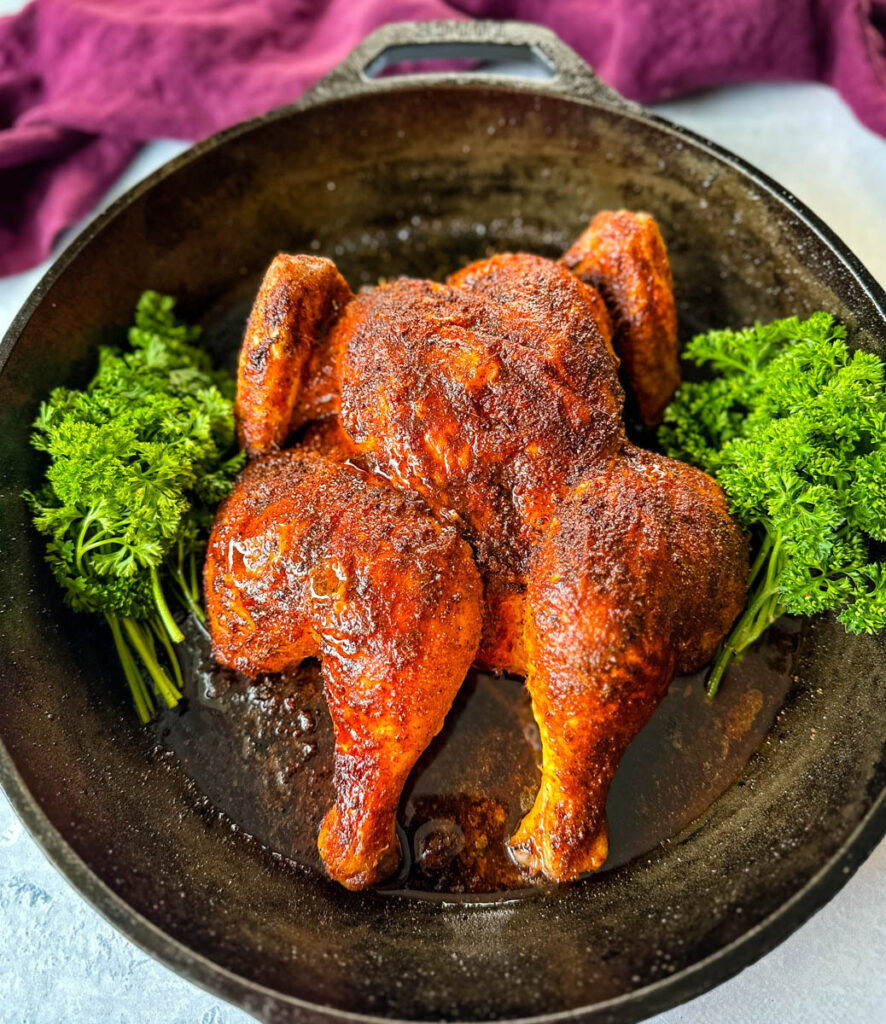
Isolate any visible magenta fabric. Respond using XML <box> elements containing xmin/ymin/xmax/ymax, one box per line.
<box><xmin>1</xmin><ymin>0</ymin><xmax>884</xmax><ymax>277</ymax></box>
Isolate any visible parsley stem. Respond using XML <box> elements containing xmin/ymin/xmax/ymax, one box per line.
<box><xmin>106</xmin><ymin>614</ymin><xmax>153</xmax><ymax>723</ymax></box>
<box><xmin>746</xmin><ymin>533</ymin><xmax>774</xmax><ymax>590</ymax></box>
<box><xmin>121</xmin><ymin>617</ymin><xmax>181</xmax><ymax>708</ymax></box>
<box><xmin>151</xmin><ymin>565</ymin><xmax>184</xmax><ymax>643</ymax></box>
<box><xmin>188</xmin><ymin>550</ymin><xmax>200</xmax><ymax>606</ymax></box>
<box><xmin>705</xmin><ymin>646</ymin><xmax>732</xmax><ymax>700</ymax></box>
<box><xmin>74</xmin><ymin>508</ymin><xmax>100</xmax><ymax>574</ymax></box>
<box><xmin>143</xmin><ymin>619</ymin><xmax>159</xmax><ymax>663</ymax></box>
<box><xmin>707</xmin><ymin>533</ymin><xmax>789</xmax><ymax>697</ymax></box>
<box><xmin>76</xmin><ymin>536</ymin><xmax>116</xmax><ymax>556</ymax></box>
<box><xmin>704</xmin><ymin>565</ymin><xmax>782</xmax><ymax>700</ymax></box>
<box><xmin>151</xmin><ymin>616</ymin><xmax>184</xmax><ymax>693</ymax></box>
<box><xmin>167</xmin><ymin>559</ymin><xmax>206</xmax><ymax>624</ymax></box>
<box><xmin>763</xmin><ymin>536</ymin><xmax>784</xmax><ymax>593</ymax></box>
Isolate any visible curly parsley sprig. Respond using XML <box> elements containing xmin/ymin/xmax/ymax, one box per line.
<box><xmin>25</xmin><ymin>292</ymin><xmax>244</xmax><ymax>721</ymax></box>
<box><xmin>659</xmin><ymin>312</ymin><xmax>886</xmax><ymax>696</ymax></box>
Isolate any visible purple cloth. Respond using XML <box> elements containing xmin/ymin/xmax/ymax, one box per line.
<box><xmin>1</xmin><ymin>0</ymin><xmax>884</xmax><ymax>277</ymax></box>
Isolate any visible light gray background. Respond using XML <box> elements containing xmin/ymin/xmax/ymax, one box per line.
<box><xmin>1</xmin><ymin>1</ymin><xmax>885</xmax><ymax>1021</ymax></box>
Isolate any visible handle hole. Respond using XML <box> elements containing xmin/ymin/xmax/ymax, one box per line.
<box><xmin>362</xmin><ymin>42</ymin><xmax>556</xmax><ymax>81</ymax></box>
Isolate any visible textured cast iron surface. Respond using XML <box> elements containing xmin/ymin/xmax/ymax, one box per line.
<box><xmin>1</xmin><ymin>19</ymin><xmax>885</xmax><ymax>1024</ymax></box>
<box><xmin>156</xmin><ymin>618</ymin><xmax>797</xmax><ymax>898</ymax></box>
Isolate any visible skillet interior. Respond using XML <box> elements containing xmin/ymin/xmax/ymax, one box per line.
<box><xmin>1</xmin><ymin>67</ymin><xmax>885</xmax><ymax>1023</ymax></box>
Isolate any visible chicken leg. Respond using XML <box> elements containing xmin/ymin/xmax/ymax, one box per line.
<box><xmin>511</xmin><ymin>446</ymin><xmax>747</xmax><ymax>879</ymax></box>
<box><xmin>204</xmin><ymin>449</ymin><xmax>483</xmax><ymax>887</ymax></box>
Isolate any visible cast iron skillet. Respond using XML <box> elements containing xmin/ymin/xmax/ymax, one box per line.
<box><xmin>1</xmin><ymin>19</ymin><xmax>885</xmax><ymax>1024</ymax></box>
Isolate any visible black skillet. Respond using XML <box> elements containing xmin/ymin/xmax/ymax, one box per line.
<box><xmin>1</xmin><ymin>19</ymin><xmax>885</xmax><ymax>1024</ymax></box>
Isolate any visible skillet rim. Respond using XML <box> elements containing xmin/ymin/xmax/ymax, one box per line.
<box><xmin>2</xmin><ymin>70</ymin><xmax>886</xmax><ymax>1024</ymax></box>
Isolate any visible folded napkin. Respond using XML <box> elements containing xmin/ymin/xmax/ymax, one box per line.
<box><xmin>1</xmin><ymin>0</ymin><xmax>884</xmax><ymax>276</ymax></box>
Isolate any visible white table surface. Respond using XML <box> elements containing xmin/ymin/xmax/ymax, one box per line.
<box><xmin>2</xmin><ymin>5</ymin><xmax>886</xmax><ymax>1021</ymax></box>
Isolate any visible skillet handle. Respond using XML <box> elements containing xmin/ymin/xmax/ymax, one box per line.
<box><xmin>302</xmin><ymin>20</ymin><xmax>639</xmax><ymax>114</ymax></box>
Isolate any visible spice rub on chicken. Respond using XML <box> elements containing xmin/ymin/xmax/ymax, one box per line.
<box><xmin>205</xmin><ymin>210</ymin><xmax>748</xmax><ymax>888</ymax></box>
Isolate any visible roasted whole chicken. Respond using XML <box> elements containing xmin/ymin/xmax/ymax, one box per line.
<box><xmin>205</xmin><ymin>210</ymin><xmax>748</xmax><ymax>889</ymax></box>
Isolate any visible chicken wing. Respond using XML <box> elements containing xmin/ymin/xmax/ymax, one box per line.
<box><xmin>204</xmin><ymin>449</ymin><xmax>483</xmax><ymax>888</ymax></box>
<box><xmin>511</xmin><ymin>446</ymin><xmax>747</xmax><ymax>879</ymax></box>
<box><xmin>236</xmin><ymin>255</ymin><xmax>352</xmax><ymax>455</ymax></box>
<box><xmin>563</xmin><ymin>210</ymin><xmax>679</xmax><ymax>425</ymax></box>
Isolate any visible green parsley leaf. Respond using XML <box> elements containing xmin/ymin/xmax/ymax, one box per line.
<box><xmin>25</xmin><ymin>291</ymin><xmax>244</xmax><ymax>721</ymax></box>
<box><xmin>659</xmin><ymin>312</ymin><xmax>886</xmax><ymax>696</ymax></box>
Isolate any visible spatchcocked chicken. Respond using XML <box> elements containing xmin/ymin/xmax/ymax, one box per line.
<box><xmin>204</xmin><ymin>211</ymin><xmax>748</xmax><ymax>890</ymax></box>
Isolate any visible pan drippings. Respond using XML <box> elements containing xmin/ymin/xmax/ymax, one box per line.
<box><xmin>156</xmin><ymin>617</ymin><xmax>798</xmax><ymax>896</ymax></box>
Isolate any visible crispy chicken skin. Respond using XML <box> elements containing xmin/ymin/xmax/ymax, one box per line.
<box><xmin>236</xmin><ymin>255</ymin><xmax>351</xmax><ymax>455</ymax></box>
<box><xmin>448</xmin><ymin>251</ymin><xmax>617</xmax><ymax>365</ymax></box>
<box><xmin>215</xmin><ymin>210</ymin><xmax>748</xmax><ymax>888</ymax></box>
<box><xmin>563</xmin><ymin>210</ymin><xmax>680</xmax><ymax>425</ymax></box>
<box><xmin>336</xmin><ymin>262</ymin><xmax>624</xmax><ymax>576</ymax></box>
<box><xmin>512</xmin><ymin>445</ymin><xmax>747</xmax><ymax>879</ymax></box>
<box><xmin>204</xmin><ymin>449</ymin><xmax>483</xmax><ymax>888</ymax></box>
<box><xmin>335</xmin><ymin>256</ymin><xmax>624</xmax><ymax>669</ymax></box>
